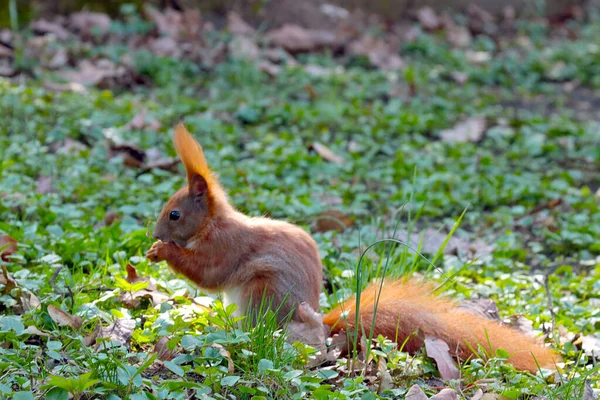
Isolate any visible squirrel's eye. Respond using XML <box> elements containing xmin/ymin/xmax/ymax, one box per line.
<box><xmin>169</xmin><ymin>210</ymin><xmax>181</xmax><ymax>221</ymax></box>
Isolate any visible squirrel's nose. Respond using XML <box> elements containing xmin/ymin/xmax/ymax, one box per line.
<box><xmin>153</xmin><ymin>232</ymin><xmax>161</xmax><ymax>241</ymax></box>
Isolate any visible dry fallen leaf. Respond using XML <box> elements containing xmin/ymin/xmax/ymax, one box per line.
<box><xmin>227</xmin><ymin>12</ymin><xmax>255</xmax><ymax>36</ymax></box>
<box><xmin>465</xmin><ymin>50</ymin><xmax>492</xmax><ymax>64</ymax></box>
<box><xmin>59</xmin><ymin>59</ymin><xmax>127</xmax><ymax>87</ymax></box>
<box><xmin>43</xmin><ymin>81</ymin><xmax>87</xmax><ymax>94</ymax></box>
<box><xmin>259</xmin><ymin>61</ymin><xmax>282</xmax><ymax>77</ymax></box>
<box><xmin>211</xmin><ymin>343</ymin><xmax>235</xmax><ymax>373</ymax></box>
<box><xmin>390</xmin><ymin>228</ymin><xmax>493</xmax><ymax>259</ymax></box>
<box><xmin>148</xmin><ymin>36</ymin><xmax>181</xmax><ymax>58</ymax></box>
<box><xmin>125</xmin><ymin>109</ymin><xmax>161</xmax><ymax>131</ymax></box>
<box><xmin>94</xmin><ymin>318</ymin><xmax>136</xmax><ymax>349</ymax></box>
<box><xmin>1</xmin><ymin>266</ymin><xmax>40</xmax><ymax>314</ymax></box>
<box><xmin>406</xmin><ymin>385</ymin><xmax>429</xmax><ymax>400</ymax></box>
<box><xmin>154</xmin><ymin>337</ymin><xmax>176</xmax><ymax>361</ymax></box>
<box><xmin>431</xmin><ymin>389</ymin><xmax>459</xmax><ymax>400</ymax></box>
<box><xmin>265</xmin><ymin>24</ymin><xmax>343</xmax><ymax>54</ymax></box>
<box><xmin>144</xmin><ymin>6</ymin><xmax>203</xmax><ymax>42</ymax></box>
<box><xmin>26</xmin><ymin>325</ymin><xmax>52</xmax><ymax>338</ymax></box>
<box><xmin>377</xmin><ymin>356</ymin><xmax>393</xmax><ymax>392</ymax></box>
<box><xmin>0</xmin><ymin>265</ymin><xmax>17</xmax><ymax>293</ymax></box>
<box><xmin>583</xmin><ymin>380</ymin><xmax>595</xmax><ymax>400</ymax></box>
<box><xmin>311</xmin><ymin>142</ymin><xmax>345</xmax><ymax>164</ymax></box>
<box><xmin>31</xmin><ymin>19</ymin><xmax>71</xmax><ymax>41</ymax></box>
<box><xmin>313</xmin><ymin>210</ymin><xmax>352</xmax><ymax>233</ymax></box>
<box><xmin>471</xmin><ymin>389</ymin><xmax>484</xmax><ymax>400</ymax></box>
<box><xmin>439</xmin><ymin>117</ymin><xmax>486</xmax><ymax>143</ymax></box>
<box><xmin>47</xmin><ymin>304</ymin><xmax>83</xmax><ymax>329</ymax></box>
<box><xmin>229</xmin><ymin>36</ymin><xmax>260</xmax><ymax>60</ymax></box>
<box><xmin>69</xmin><ymin>12</ymin><xmax>112</xmax><ymax>38</ymax></box>
<box><xmin>120</xmin><ymin>264</ymin><xmax>170</xmax><ymax>308</ymax></box>
<box><xmin>417</xmin><ymin>7</ymin><xmax>441</xmax><ymax>31</ymax></box>
<box><xmin>580</xmin><ymin>334</ymin><xmax>600</xmax><ymax>358</ymax></box>
<box><xmin>442</xmin><ymin>15</ymin><xmax>472</xmax><ymax>48</ymax></box>
<box><xmin>36</xmin><ymin>176</ymin><xmax>53</xmax><ymax>195</ymax></box>
<box><xmin>424</xmin><ymin>336</ymin><xmax>460</xmax><ymax>380</ymax></box>
<box><xmin>458</xmin><ymin>299</ymin><xmax>500</xmax><ymax>321</ymax></box>
<box><xmin>506</xmin><ymin>315</ymin><xmax>535</xmax><ymax>337</ymax></box>
<box><xmin>348</xmin><ymin>35</ymin><xmax>404</xmax><ymax>71</ymax></box>
<box><xmin>0</xmin><ymin>42</ymin><xmax>14</xmax><ymax>58</ymax></box>
<box><xmin>0</xmin><ymin>235</ymin><xmax>17</xmax><ymax>262</ymax></box>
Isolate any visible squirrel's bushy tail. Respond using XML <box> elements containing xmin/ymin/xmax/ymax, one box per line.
<box><xmin>322</xmin><ymin>279</ymin><xmax>560</xmax><ymax>372</ymax></box>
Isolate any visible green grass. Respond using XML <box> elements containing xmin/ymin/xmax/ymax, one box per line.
<box><xmin>1</xmin><ymin>7</ymin><xmax>600</xmax><ymax>399</ymax></box>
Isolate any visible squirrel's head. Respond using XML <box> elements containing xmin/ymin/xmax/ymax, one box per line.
<box><xmin>152</xmin><ymin>123</ymin><xmax>227</xmax><ymax>247</ymax></box>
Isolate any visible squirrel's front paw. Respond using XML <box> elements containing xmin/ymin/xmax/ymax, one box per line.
<box><xmin>147</xmin><ymin>241</ymin><xmax>168</xmax><ymax>262</ymax></box>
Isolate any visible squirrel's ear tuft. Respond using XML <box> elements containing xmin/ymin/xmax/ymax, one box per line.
<box><xmin>173</xmin><ymin>123</ymin><xmax>215</xmax><ymax>191</ymax></box>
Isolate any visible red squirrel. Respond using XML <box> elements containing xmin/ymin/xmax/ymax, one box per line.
<box><xmin>147</xmin><ymin>123</ymin><xmax>560</xmax><ymax>373</ymax></box>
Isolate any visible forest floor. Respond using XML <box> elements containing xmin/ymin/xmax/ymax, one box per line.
<box><xmin>0</xmin><ymin>4</ymin><xmax>599</xmax><ymax>399</ymax></box>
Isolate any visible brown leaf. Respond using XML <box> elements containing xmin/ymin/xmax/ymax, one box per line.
<box><xmin>125</xmin><ymin>263</ymin><xmax>141</xmax><ymax>283</ymax></box>
<box><xmin>259</xmin><ymin>61</ymin><xmax>282</xmax><ymax>77</ymax></box>
<box><xmin>506</xmin><ymin>315</ymin><xmax>535</xmax><ymax>337</ymax></box>
<box><xmin>416</xmin><ymin>7</ymin><xmax>440</xmax><ymax>31</ymax></box>
<box><xmin>0</xmin><ymin>265</ymin><xmax>17</xmax><ymax>293</ymax></box>
<box><xmin>458</xmin><ymin>299</ymin><xmax>500</xmax><ymax>321</ymax></box>
<box><xmin>0</xmin><ymin>64</ymin><xmax>15</xmax><ymax>77</ymax></box>
<box><xmin>229</xmin><ymin>36</ymin><xmax>260</xmax><ymax>60</ymax></box>
<box><xmin>465</xmin><ymin>50</ymin><xmax>492</xmax><ymax>65</ymax></box>
<box><xmin>36</xmin><ymin>176</ymin><xmax>53</xmax><ymax>195</ymax></box>
<box><xmin>431</xmin><ymin>389</ymin><xmax>459</xmax><ymax>400</ymax></box>
<box><xmin>471</xmin><ymin>389</ymin><xmax>484</xmax><ymax>400</ymax></box>
<box><xmin>227</xmin><ymin>12</ymin><xmax>255</xmax><ymax>36</ymax></box>
<box><xmin>144</xmin><ymin>6</ymin><xmax>203</xmax><ymax>42</ymax></box>
<box><xmin>95</xmin><ymin>318</ymin><xmax>136</xmax><ymax>349</ymax></box>
<box><xmin>125</xmin><ymin>109</ymin><xmax>161</xmax><ymax>131</ymax></box>
<box><xmin>47</xmin><ymin>304</ymin><xmax>83</xmax><ymax>329</ymax></box>
<box><xmin>69</xmin><ymin>12</ymin><xmax>112</xmax><ymax>38</ymax></box>
<box><xmin>377</xmin><ymin>356</ymin><xmax>393</xmax><ymax>393</ymax></box>
<box><xmin>424</xmin><ymin>336</ymin><xmax>460</xmax><ymax>380</ymax></box>
<box><xmin>31</xmin><ymin>19</ymin><xmax>71</xmax><ymax>41</ymax></box>
<box><xmin>43</xmin><ymin>81</ymin><xmax>87</xmax><ymax>94</ymax></box>
<box><xmin>148</xmin><ymin>36</ymin><xmax>181</xmax><ymax>58</ymax></box>
<box><xmin>265</xmin><ymin>24</ymin><xmax>343</xmax><ymax>54</ymax></box>
<box><xmin>0</xmin><ymin>266</ymin><xmax>39</xmax><ymax>314</ymax></box>
<box><xmin>0</xmin><ymin>43</ymin><xmax>13</xmax><ymax>58</ymax></box>
<box><xmin>310</xmin><ymin>142</ymin><xmax>345</xmax><ymax>164</ymax></box>
<box><xmin>406</xmin><ymin>385</ymin><xmax>429</xmax><ymax>400</ymax></box>
<box><xmin>313</xmin><ymin>210</ymin><xmax>352</xmax><ymax>233</ymax></box>
<box><xmin>47</xmin><ymin>47</ymin><xmax>68</xmax><ymax>69</ymax></box>
<box><xmin>439</xmin><ymin>117</ymin><xmax>486</xmax><ymax>143</ymax></box>
<box><xmin>154</xmin><ymin>337</ymin><xmax>176</xmax><ymax>361</ymax></box>
<box><xmin>58</xmin><ymin>59</ymin><xmax>127</xmax><ymax>87</ymax></box>
<box><xmin>26</xmin><ymin>325</ymin><xmax>52</xmax><ymax>338</ymax></box>
<box><xmin>580</xmin><ymin>334</ymin><xmax>600</xmax><ymax>358</ymax></box>
<box><xmin>583</xmin><ymin>380</ymin><xmax>595</xmax><ymax>400</ymax></box>
<box><xmin>53</xmin><ymin>138</ymin><xmax>88</xmax><ymax>155</ymax></box>
<box><xmin>84</xmin><ymin>323</ymin><xmax>102</xmax><ymax>347</ymax></box>
<box><xmin>442</xmin><ymin>15</ymin><xmax>472</xmax><ymax>48</ymax></box>
<box><xmin>390</xmin><ymin>228</ymin><xmax>493</xmax><ymax>259</ymax></box>
<box><xmin>348</xmin><ymin>35</ymin><xmax>404</xmax><ymax>71</ymax></box>
<box><xmin>120</xmin><ymin>264</ymin><xmax>169</xmax><ymax>308</ymax></box>
<box><xmin>0</xmin><ymin>235</ymin><xmax>17</xmax><ymax>262</ymax></box>
<box><xmin>103</xmin><ymin>211</ymin><xmax>120</xmax><ymax>226</ymax></box>
<box><xmin>211</xmin><ymin>343</ymin><xmax>235</xmax><ymax>373</ymax></box>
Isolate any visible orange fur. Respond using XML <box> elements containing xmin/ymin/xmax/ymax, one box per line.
<box><xmin>323</xmin><ymin>279</ymin><xmax>560</xmax><ymax>373</ymax></box>
<box><xmin>153</xmin><ymin>124</ymin><xmax>560</xmax><ymax>373</ymax></box>
<box><xmin>172</xmin><ymin>123</ymin><xmax>227</xmax><ymax>207</ymax></box>
<box><xmin>149</xmin><ymin>124</ymin><xmax>323</xmax><ymax>322</ymax></box>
